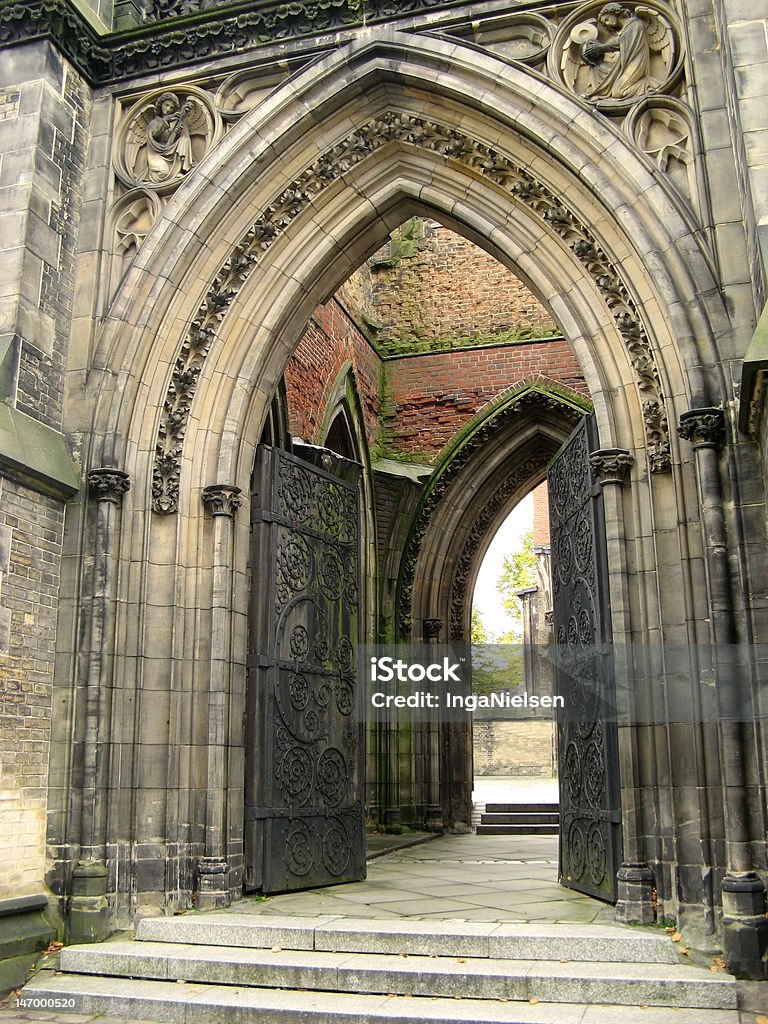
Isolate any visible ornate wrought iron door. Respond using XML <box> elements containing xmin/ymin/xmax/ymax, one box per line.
<box><xmin>548</xmin><ymin>416</ymin><xmax>622</xmax><ymax>902</ymax></box>
<box><xmin>245</xmin><ymin>445</ymin><xmax>365</xmax><ymax>894</ymax></box>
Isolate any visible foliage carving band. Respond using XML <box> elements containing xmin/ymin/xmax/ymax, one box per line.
<box><xmin>152</xmin><ymin>111</ymin><xmax>671</xmax><ymax>513</ymax></box>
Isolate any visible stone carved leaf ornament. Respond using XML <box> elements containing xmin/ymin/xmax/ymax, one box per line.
<box><xmin>550</xmin><ymin>0</ymin><xmax>682</xmax><ymax>113</ymax></box>
<box><xmin>114</xmin><ymin>86</ymin><xmax>222</xmax><ymax>194</ymax></box>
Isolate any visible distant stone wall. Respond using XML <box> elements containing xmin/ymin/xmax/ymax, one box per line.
<box><xmin>473</xmin><ymin>720</ymin><xmax>555</xmax><ymax>777</ymax></box>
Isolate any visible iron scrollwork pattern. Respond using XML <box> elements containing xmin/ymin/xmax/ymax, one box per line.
<box><xmin>548</xmin><ymin>416</ymin><xmax>622</xmax><ymax>902</ymax></box>
<box><xmin>245</xmin><ymin>446</ymin><xmax>364</xmax><ymax>893</ymax></box>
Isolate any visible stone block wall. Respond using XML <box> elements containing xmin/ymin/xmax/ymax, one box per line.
<box><xmin>473</xmin><ymin>720</ymin><xmax>555</xmax><ymax>777</ymax></box>
<box><xmin>0</xmin><ymin>479</ymin><xmax>64</xmax><ymax>896</ymax></box>
<box><xmin>0</xmin><ymin>42</ymin><xmax>86</xmax><ymax>906</ymax></box>
<box><xmin>0</xmin><ymin>43</ymin><xmax>88</xmax><ymax>423</ymax></box>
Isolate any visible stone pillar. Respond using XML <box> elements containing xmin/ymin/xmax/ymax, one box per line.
<box><xmin>68</xmin><ymin>468</ymin><xmax>130</xmax><ymax>944</ymax></box>
<box><xmin>197</xmin><ymin>484</ymin><xmax>242</xmax><ymax>909</ymax></box>
<box><xmin>422</xmin><ymin>618</ymin><xmax>444</xmax><ymax>830</ymax></box>
<box><xmin>678</xmin><ymin>409</ymin><xmax>768</xmax><ymax>978</ymax></box>
<box><xmin>591</xmin><ymin>449</ymin><xmax>656</xmax><ymax>925</ymax></box>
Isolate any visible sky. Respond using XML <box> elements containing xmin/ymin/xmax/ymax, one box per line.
<box><xmin>471</xmin><ymin>492</ymin><xmax>534</xmax><ymax>638</ymax></box>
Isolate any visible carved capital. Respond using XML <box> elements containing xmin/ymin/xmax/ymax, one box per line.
<box><xmin>677</xmin><ymin>408</ymin><xmax>725</xmax><ymax>449</ymax></box>
<box><xmin>590</xmin><ymin>448</ymin><xmax>634</xmax><ymax>486</ymax></box>
<box><xmin>202</xmin><ymin>483</ymin><xmax>242</xmax><ymax>517</ymax></box>
<box><xmin>423</xmin><ymin>618</ymin><xmax>443</xmax><ymax>640</ymax></box>
<box><xmin>88</xmin><ymin>469</ymin><xmax>131</xmax><ymax>504</ymax></box>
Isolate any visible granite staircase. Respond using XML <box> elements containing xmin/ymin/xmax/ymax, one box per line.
<box><xmin>475</xmin><ymin>802</ymin><xmax>560</xmax><ymax>836</ymax></box>
<box><xmin>21</xmin><ymin>913</ymin><xmax>740</xmax><ymax>1023</ymax></box>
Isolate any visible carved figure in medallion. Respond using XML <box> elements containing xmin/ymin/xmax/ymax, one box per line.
<box><xmin>124</xmin><ymin>92</ymin><xmax>209</xmax><ymax>186</ymax></box>
<box><xmin>559</xmin><ymin>3</ymin><xmax>674</xmax><ymax>103</ymax></box>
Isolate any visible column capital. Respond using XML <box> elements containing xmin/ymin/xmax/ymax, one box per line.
<box><xmin>677</xmin><ymin>407</ymin><xmax>725</xmax><ymax>449</ymax></box>
<box><xmin>423</xmin><ymin>618</ymin><xmax>443</xmax><ymax>640</ymax></box>
<box><xmin>202</xmin><ymin>483</ymin><xmax>242</xmax><ymax>518</ymax></box>
<box><xmin>87</xmin><ymin>468</ymin><xmax>131</xmax><ymax>504</ymax></box>
<box><xmin>589</xmin><ymin>448</ymin><xmax>634</xmax><ymax>486</ymax></box>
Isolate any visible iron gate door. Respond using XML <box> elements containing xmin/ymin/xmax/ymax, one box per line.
<box><xmin>244</xmin><ymin>444</ymin><xmax>365</xmax><ymax>894</ymax></box>
<box><xmin>547</xmin><ymin>415</ymin><xmax>622</xmax><ymax>902</ymax></box>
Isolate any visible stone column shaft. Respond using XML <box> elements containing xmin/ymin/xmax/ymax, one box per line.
<box><xmin>198</xmin><ymin>484</ymin><xmax>241</xmax><ymax>909</ymax></box>
<box><xmin>678</xmin><ymin>409</ymin><xmax>767</xmax><ymax>978</ymax></box>
<box><xmin>80</xmin><ymin>469</ymin><xmax>130</xmax><ymax>861</ymax></box>
<box><xmin>69</xmin><ymin>469</ymin><xmax>130</xmax><ymax>944</ymax></box>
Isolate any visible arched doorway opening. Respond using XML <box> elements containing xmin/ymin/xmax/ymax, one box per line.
<box><xmin>471</xmin><ymin>487</ymin><xmax>559</xmax><ymax>834</ymax></box>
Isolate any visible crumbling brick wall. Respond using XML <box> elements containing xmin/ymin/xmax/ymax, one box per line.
<box><xmin>384</xmin><ymin>342</ymin><xmax>587</xmax><ymax>460</ymax></box>
<box><xmin>360</xmin><ymin>220</ymin><xmax>557</xmax><ymax>353</ymax></box>
<box><xmin>284</xmin><ymin>298</ymin><xmax>382</xmax><ymax>451</ymax></box>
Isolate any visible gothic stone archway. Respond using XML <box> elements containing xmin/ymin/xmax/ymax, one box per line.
<box><xmin>50</xmin><ymin>29</ymin><xmax>766</xmax><ymax>969</ymax></box>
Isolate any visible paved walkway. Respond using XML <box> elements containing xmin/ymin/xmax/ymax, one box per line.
<box><xmin>230</xmin><ymin>833</ymin><xmax>612</xmax><ymax>924</ymax></box>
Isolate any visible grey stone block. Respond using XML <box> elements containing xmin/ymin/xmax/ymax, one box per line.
<box><xmin>136</xmin><ymin>912</ymin><xmax>334</xmax><ymax>949</ymax></box>
<box><xmin>488</xmin><ymin>922</ymin><xmax>677</xmax><ymax>963</ymax></box>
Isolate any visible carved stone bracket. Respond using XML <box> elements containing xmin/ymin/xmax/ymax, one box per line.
<box><xmin>152</xmin><ymin>110</ymin><xmax>671</xmax><ymax>513</ymax></box>
<box><xmin>88</xmin><ymin>468</ymin><xmax>131</xmax><ymax>504</ymax></box>
<box><xmin>590</xmin><ymin>448</ymin><xmax>634</xmax><ymax>485</ymax></box>
<box><xmin>202</xmin><ymin>483</ymin><xmax>242</xmax><ymax>517</ymax></box>
<box><xmin>677</xmin><ymin>407</ymin><xmax>725</xmax><ymax>449</ymax></box>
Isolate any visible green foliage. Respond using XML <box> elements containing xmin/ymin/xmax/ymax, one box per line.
<box><xmin>471</xmin><ymin>643</ymin><xmax>525</xmax><ymax>696</ymax></box>
<box><xmin>471</xmin><ymin>607</ymin><xmax>488</xmax><ymax>644</ymax></box>
<box><xmin>497</xmin><ymin>528</ymin><xmax>537</xmax><ymax>619</ymax></box>
<box><xmin>369</xmin><ymin>441</ymin><xmax>432</xmax><ymax>465</ymax></box>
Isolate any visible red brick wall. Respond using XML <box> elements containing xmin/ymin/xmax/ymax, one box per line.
<box><xmin>533</xmin><ymin>482</ymin><xmax>551</xmax><ymax>547</ymax></box>
<box><xmin>284</xmin><ymin>299</ymin><xmax>382</xmax><ymax>450</ymax></box>
<box><xmin>362</xmin><ymin>221</ymin><xmax>556</xmax><ymax>351</ymax></box>
<box><xmin>384</xmin><ymin>340</ymin><xmax>587</xmax><ymax>460</ymax></box>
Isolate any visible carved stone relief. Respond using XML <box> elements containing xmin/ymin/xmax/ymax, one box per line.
<box><xmin>151</xmin><ymin>110</ymin><xmax>672</xmax><ymax>514</ymax></box>
<box><xmin>108</xmin><ymin>189</ymin><xmax>164</xmax><ymax>296</ymax></box>
<box><xmin>114</xmin><ymin>87</ymin><xmax>222</xmax><ymax>193</ymax></box>
<box><xmin>550</xmin><ymin>1</ymin><xmax>681</xmax><ymax>111</ymax></box>
<box><xmin>471</xmin><ymin>14</ymin><xmax>554</xmax><ymax>66</ymax></box>
<box><xmin>625</xmin><ymin>97</ymin><xmax>699</xmax><ymax>210</ymax></box>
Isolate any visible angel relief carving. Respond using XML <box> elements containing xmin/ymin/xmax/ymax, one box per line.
<box><xmin>116</xmin><ymin>89</ymin><xmax>219</xmax><ymax>191</ymax></box>
<box><xmin>556</xmin><ymin>2</ymin><xmax>676</xmax><ymax>106</ymax></box>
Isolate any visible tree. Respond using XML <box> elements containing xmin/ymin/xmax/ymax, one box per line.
<box><xmin>471</xmin><ymin>606</ymin><xmax>488</xmax><ymax>644</ymax></box>
<box><xmin>496</xmin><ymin>528</ymin><xmax>537</xmax><ymax>625</ymax></box>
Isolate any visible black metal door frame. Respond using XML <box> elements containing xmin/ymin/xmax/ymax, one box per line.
<box><xmin>548</xmin><ymin>415</ymin><xmax>622</xmax><ymax>902</ymax></box>
<box><xmin>244</xmin><ymin>444</ymin><xmax>366</xmax><ymax>894</ymax></box>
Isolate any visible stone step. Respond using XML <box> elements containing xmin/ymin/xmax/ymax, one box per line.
<box><xmin>478</xmin><ymin>814</ymin><xmax>560</xmax><ymax>825</ymax></box>
<box><xmin>134</xmin><ymin>915</ymin><xmax>679</xmax><ymax>964</ymax></box>
<box><xmin>484</xmin><ymin>804</ymin><xmax>559</xmax><ymax>814</ymax></box>
<box><xmin>476</xmin><ymin>824</ymin><xmax>559</xmax><ymax>836</ymax></box>
<box><xmin>57</xmin><ymin>939</ymin><xmax>737</xmax><ymax>1008</ymax></box>
<box><xmin>21</xmin><ymin>973</ymin><xmax>741</xmax><ymax>1024</ymax></box>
